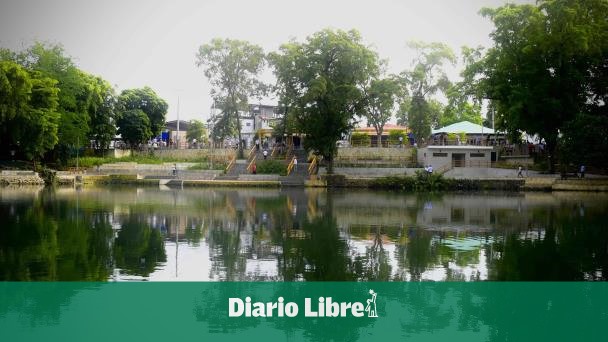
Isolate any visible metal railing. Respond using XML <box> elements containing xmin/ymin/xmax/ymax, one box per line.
<box><xmin>286</xmin><ymin>156</ymin><xmax>296</xmax><ymax>176</ymax></box>
<box><xmin>225</xmin><ymin>155</ymin><xmax>236</xmax><ymax>174</ymax></box>
<box><xmin>246</xmin><ymin>155</ymin><xmax>257</xmax><ymax>173</ymax></box>
<box><xmin>452</xmin><ymin>160</ymin><xmax>492</xmax><ymax>168</ymax></box>
<box><xmin>308</xmin><ymin>155</ymin><xmax>318</xmax><ymax>175</ymax></box>
<box><xmin>247</xmin><ymin>145</ymin><xmax>256</xmax><ymax>162</ymax></box>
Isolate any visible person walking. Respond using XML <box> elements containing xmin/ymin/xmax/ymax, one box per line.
<box><xmin>517</xmin><ymin>165</ymin><xmax>524</xmax><ymax>178</ymax></box>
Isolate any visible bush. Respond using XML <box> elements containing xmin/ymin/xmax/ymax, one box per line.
<box><xmin>370</xmin><ymin>171</ymin><xmax>447</xmax><ymax>191</ymax></box>
<box><xmin>350</xmin><ymin>133</ymin><xmax>371</xmax><ymax>147</ymax></box>
<box><xmin>39</xmin><ymin>167</ymin><xmax>56</xmax><ymax>185</ymax></box>
<box><xmin>257</xmin><ymin>160</ymin><xmax>287</xmax><ymax>175</ymax></box>
<box><xmin>388</xmin><ymin>130</ymin><xmax>407</xmax><ymax>146</ymax></box>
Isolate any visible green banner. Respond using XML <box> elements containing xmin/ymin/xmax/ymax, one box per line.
<box><xmin>1</xmin><ymin>282</ymin><xmax>607</xmax><ymax>341</ymax></box>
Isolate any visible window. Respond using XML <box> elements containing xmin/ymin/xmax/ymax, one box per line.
<box><xmin>246</xmin><ymin>122</ymin><xmax>251</xmax><ymax>127</ymax></box>
<box><xmin>433</xmin><ymin>152</ymin><xmax>448</xmax><ymax>157</ymax></box>
<box><xmin>470</xmin><ymin>153</ymin><xmax>485</xmax><ymax>157</ymax></box>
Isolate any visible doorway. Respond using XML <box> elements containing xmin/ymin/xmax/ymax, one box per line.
<box><xmin>452</xmin><ymin>153</ymin><xmax>466</xmax><ymax>167</ymax></box>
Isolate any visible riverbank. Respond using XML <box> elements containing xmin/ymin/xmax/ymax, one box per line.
<box><xmin>0</xmin><ymin>170</ymin><xmax>45</xmax><ymax>185</ymax></box>
<box><xmin>44</xmin><ymin>171</ymin><xmax>608</xmax><ymax>191</ymax></box>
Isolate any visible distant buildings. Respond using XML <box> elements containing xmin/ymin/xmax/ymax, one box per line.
<box><xmin>207</xmin><ymin>103</ymin><xmax>282</xmax><ymax>148</ymax></box>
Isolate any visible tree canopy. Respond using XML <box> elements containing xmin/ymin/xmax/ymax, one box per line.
<box><xmin>0</xmin><ymin>60</ymin><xmax>60</xmax><ymax>163</ymax></box>
<box><xmin>466</xmin><ymin>0</ymin><xmax>608</xmax><ymax>171</ymax></box>
<box><xmin>397</xmin><ymin>41</ymin><xmax>455</xmax><ymax>142</ymax></box>
<box><xmin>118</xmin><ymin>87</ymin><xmax>168</xmax><ymax>137</ymax></box>
<box><xmin>361</xmin><ymin>77</ymin><xmax>403</xmax><ymax>145</ymax></box>
<box><xmin>196</xmin><ymin>39</ymin><xmax>266</xmax><ymax>155</ymax></box>
<box><xmin>270</xmin><ymin>29</ymin><xmax>379</xmax><ymax>172</ymax></box>
<box><xmin>117</xmin><ymin>109</ymin><xmax>152</xmax><ymax>148</ymax></box>
<box><xmin>186</xmin><ymin>119</ymin><xmax>208</xmax><ymax>144</ymax></box>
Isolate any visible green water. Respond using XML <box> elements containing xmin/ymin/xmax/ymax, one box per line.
<box><xmin>1</xmin><ymin>186</ymin><xmax>607</xmax><ymax>281</ymax></box>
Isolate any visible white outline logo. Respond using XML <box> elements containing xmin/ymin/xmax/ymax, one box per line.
<box><xmin>365</xmin><ymin>289</ymin><xmax>378</xmax><ymax>318</ymax></box>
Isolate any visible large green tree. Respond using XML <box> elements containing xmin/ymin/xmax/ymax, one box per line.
<box><xmin>87</xmin><ymin>76</ymin><xmax>117</xmax><ymax>152</ymax></box>
<box><xmin>21</xmin><ymin>43</ymin><xmax>96</xmax><ymax>162</ymax></box>
<box><xmin>467</xmin><ymin>0</ymin><xmax>608</xmax><ymax>172</ymax></box>
<box><xmin>0</xmin><ymin>60</ymin><xmax>60</xmax><ymax>165</ymax></box>
<box><xmin>196</xmin><ymin>39</ymin><xmax>266</xmax><ymax>157</ymax></box>
<box><xmin>118</xmin><ymin>87</ymin><xmax>168</xmax><ymax>137</ymax></box>
<box><xmin>397</xmin><ymin>41</ymin><xmax>455</xmax><ymax>142</ymax></box>
<box><xmin>117</xmin><ymin>109</ymin><xmax>152</xmax><ymax>149</ymax></box>
<box><xmin>361</xmin><ymin>77</ymin><xmax>403</xmax><ymax>146</ymax></box>
<box><xmin>270</xmin><ymin>29</ymin><xmax>379</xmax><ymax>172</ymax></box>
<box><xmin>186</xmin><ymin>119</ymin><xmax>208</xmax><ymax>144</ymax></box>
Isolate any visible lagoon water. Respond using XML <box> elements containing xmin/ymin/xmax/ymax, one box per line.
<box><xmin>1</xmin><ymin>186</ymin><xmax>607</xmax><ymax>281</ymax></box>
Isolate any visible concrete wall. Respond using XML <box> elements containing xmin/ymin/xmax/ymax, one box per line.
<box><xmin>336</xmin><ymin>147</ymin><xmax>412</xmax><ymax>161</ymax></box>
<box><xmin>418</xmin><ymin>146</ymin><xmax>493</xmax><ymax>169</ymax></box>
<box><xmin>135</xmin><ymin>148</ymin><xmax>236</xmax><ymax>161</ymax></box>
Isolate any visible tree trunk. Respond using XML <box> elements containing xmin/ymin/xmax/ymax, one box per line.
<box><xmin>545</xmin><ymin>135</ymin><xmax>558</xmax><ymax>174</ymax></box>
<box><xmin>235</xmin><ymin>110</ymin><xmax>244</xmax><ymax>159</ymax></box>
<box><xmin>326</xmin><ymin>154</ymin><xmax>334</xmax><ymax>174</ymax></box>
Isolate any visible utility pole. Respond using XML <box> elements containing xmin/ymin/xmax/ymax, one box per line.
<box><xmin>176</xmin><ymin>96</ymin><xmax>180</xmax><ymax>149</ymax></box>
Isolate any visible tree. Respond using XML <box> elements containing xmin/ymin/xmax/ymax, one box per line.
<box><xmin>0</xmin><ymin>60</ymin><xmax>60</xmax><ymax>165</ymax></box>
<box><xmin>22</xmin><ymin>43</ymin><xmax>94</xmax><ymax>163</ymax></box>
<box><xmin>467</xmin><ymin>0</ymin><xmax>608</xmax><ymax>172</ymax></box>
<box><xmin>118</xmin><ymin>87</ymin><xmax>168</xmax><ymax>137</ymax></box>
<box><xmin>196</xmin><ymin>39</ymin><xmax>266</xmax><ymax>157</ymax></box>
<box><xmin>398</xmin><ymin>41</ymin><xmax>455</xmax><ymax>142</ymax></box>
<box><xmin>186</xmin><ymin>119</ymin><xmax>207</xmax><ymax>144</ymax></box>
<box><xmin>117</xmin><ymin>109</ymin><xmax>152</xmax><ymax>149</ymax></box>
<box><xmin>361</xmin><ymin>77</ymin><xmax>402</xmax><ymax>146</ymax></box>
<box><xmin>268</xmin><ymin>41</ymin><xmax>303</xmax><ymax>140</ymax></box>
<box><xmin>87</xmin><ymin>77</ymin><xmax>117</xmax><ymax>152</ymax></box>
<box><xmin>440</xmin><ymin>84</ymin><xmax>483</xmax><ymax>127</ymax></box>
<box><xmin>270</xmin><ymin>29</ymin><xmax>379</xmax><ymax>173</ymax></box>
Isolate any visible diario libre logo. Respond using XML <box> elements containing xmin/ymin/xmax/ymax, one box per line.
<box><xmin>228</xmin><ymin>289</ymin><xmax>378</xmax><ymax>318</ymax></box>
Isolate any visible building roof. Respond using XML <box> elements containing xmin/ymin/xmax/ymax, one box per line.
<box><xmin>165</xmin><ymin>120</ymin><xmax>190</xmax><ymax>131</ymax></box>
<box><xmin>432</xmin><ymin>121</ymin><xmax>494</xmax><ymax>135</ymax></box>
<box><xmin>354</xmin><ymin>124</ymin><xmax>409</xmax><ymax>135</ymax></box>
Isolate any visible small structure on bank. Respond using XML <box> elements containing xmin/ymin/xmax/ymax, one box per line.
<box><xmin>417</xmin><ymin>145</ymin><xmax>494</xmax><ymax>171</ymax></box>
<box><xmin>430</xmin><ymin>121</ymin><xmax>505</xmax><ymax>146</ymax></box>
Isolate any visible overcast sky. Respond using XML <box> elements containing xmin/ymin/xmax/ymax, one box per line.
<box><xmin>0</xmin><ymin>0</ymin><xmax>533</xmax><ymax>122</ymax></box>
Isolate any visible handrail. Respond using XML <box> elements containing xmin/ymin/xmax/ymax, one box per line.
<box><xmin>247</xmin><ymin>145</ymin><xmax>256</xmax><ymax>161</ymax></box>
<box><xmin>286</xmin><ymin>156</ymin><xmax>296</xmax><ymax>176</ymax></box>
<box><xmin>246</xmin><ymin>155</ymin><xmax>257</xmax><ymax>173</ymax></box>
<box><xmin>270</xmin><ymin>145</ymin><xmax>278</xmax><ymax>158</ymax></box>
<box><xmin>308</xmin><ymin>155</ymin><xmax>318</xmax><ymax>175</ymax></box>
<box><xmin>285</xmin><ymin>144</ymin><xmax>293</xmax><ymax>160</ymax></box>
<box><xmin>225</xmin><ymin>155</ymin><xmax>236</xmax><ymax>174</ymax></box>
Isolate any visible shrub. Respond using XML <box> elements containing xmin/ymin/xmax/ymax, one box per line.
<box><xmin>350</xmin><ymin>133</ymin><xmax>371</xmax><ymax>147</ymax></box>
<box><xmin>388</xmin><ymin>130</ymin><xmax>407</xmax><ymax>146</ymax></box>
<box><xmin>257</xmin><ymin>160</ymin><xmax>287</xmax><ymax>175</ymax></box>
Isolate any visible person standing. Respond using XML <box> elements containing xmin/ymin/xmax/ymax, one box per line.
<box><xmin>580</xmin><ymin>165</ymin><xmax>585</xmax><ymax>178</ymax></box>
<box><xmin>263</xmin><ymin>150</ymin><xmax>268</xmax><ymax>160</ymax></box>
<box><xmin>293</xmin><ymin>157</ymin><xmax>298</xmax><ymax>171</ymax></box>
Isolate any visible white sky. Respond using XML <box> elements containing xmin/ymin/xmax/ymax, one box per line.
<box><xmin>0</xmin><ymin>0</ymin><xmax>533</xmax><ymax>122</ymax></box>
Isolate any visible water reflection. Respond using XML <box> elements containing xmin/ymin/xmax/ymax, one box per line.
<box><xmin>1</xmin><ymin>187</ymin><xmax>607</xmax><ymax>281</ymax></box>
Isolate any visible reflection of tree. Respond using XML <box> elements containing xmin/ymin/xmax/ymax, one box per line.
<box><xmin>114</xmin><ymin>216</ymin><xmax>166</xmax><ymax>277</ymax></box>
<box><xmin>489</xmin><ymin>205</ymin><xmax>608</xmax><ymax>280</ymax></box>
<box><xmin>208</xmin><ymin>211</ymin><xmax>247</xmax><ymax>281</ymax></box>
<box><xmin>393</xmin><ymin>228</ymin><xmax>438</xmax><ymax>281</ymax></box>
<box><xmin>353</xmin><ymin>225</ymin><xmax>392</xmax><ymax>281</ymax></box>
<box><xmin>0</xmin><ymin>197</ymin><xmax>113</xmax><ymax>281</ymax></box>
